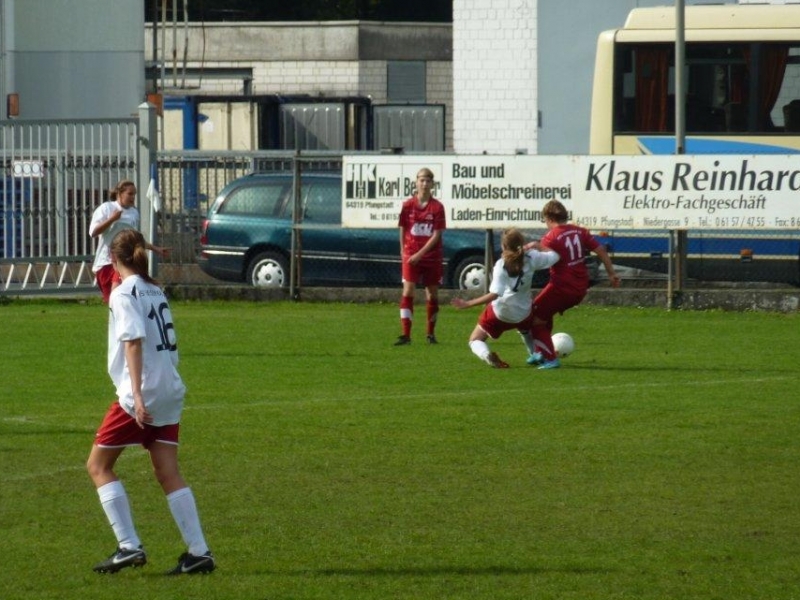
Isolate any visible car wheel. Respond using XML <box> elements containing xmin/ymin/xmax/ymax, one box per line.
<box><xmin>247</xmin><ymin>251</ymin><xmax>288</xmax><ymax>288</ymax></box>
<box><xmin>453</xmin><ymin>255</ymin><xmax>487</xmax><ymax>291</ymax></box>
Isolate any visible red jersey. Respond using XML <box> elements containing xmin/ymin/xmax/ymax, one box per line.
<box><xmin>541</xmin><ymin>223</ymin><xmax>600</xmax><ymax>294</ymax></box>
<box><xmin>398</xmin><ymin>196</ymin><xmax>446</xmax><ymax>265</ymax></box>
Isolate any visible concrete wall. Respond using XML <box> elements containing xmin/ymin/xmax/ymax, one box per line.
<box><xmin>160</xmin><ymin>268</ymin><xmax>800</xmax><ymax>313</ymax></box>
<box><xmin>145</xmin><ymin>21</ymin><xmax>454</xmax><ymax>149</ymax></box>
<box><xmin>1</xmin><ymin>0</ymin><xmax>143</xmax><ymax>119</ymax></box>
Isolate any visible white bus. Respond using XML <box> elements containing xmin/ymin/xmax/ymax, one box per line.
<box><xmin>589</xmin><ymin>4</ymin><xmax>800</xmax><ymax>284</ymax></box>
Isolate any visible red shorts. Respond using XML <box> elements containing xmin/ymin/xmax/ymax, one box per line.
<box><xmin>94</xmin><ymin>401</ymin><xmax>180</xmax><ymax>449</ymax></box>
<box><xmin>478</xmin><ymin>304</ymin><xmax>533</xmax><ymax>339</ymax></box>
<box><xmin>95</xmin><ymin>264</ymin><xmax>123</xmax><ymax>303</ymax></box>
<box><xmin>532</xmin><ymin>282</ymin><xmax>586</xmax><ymax>321</ymax></box>
<box><xmin>402</xmin><ymin>259</ymin><xmax>443</xmax><ymax>287</ymax></box>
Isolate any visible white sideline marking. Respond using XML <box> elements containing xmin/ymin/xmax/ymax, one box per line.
<box><xmin>183</xmin><ymin>375</ymin><xmax>793</xmax><ymax>411</ymax></box>
<box><xmin>7</xmin><ymin>450</ymin><xmax>145</xmax><ymax>483</ymax></box>
<box><xmin>7</xmin><ymin>464</ymin><xmax>87</xmax><ymax>482</ymax></box>
<box><xmin>4</xmin><ymin>375</ymin><xmax>790</xmax><ymax>482</ymax></box>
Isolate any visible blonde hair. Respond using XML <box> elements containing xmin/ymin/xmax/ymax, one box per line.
<box><xmin>416</xmin><ymin>167</ymin><xmax>434</xmax><ymax>180</ymax></box>
<box><xmin>501</xmin><ymin>228</ymin><xmax>526</xmax><ymax>277</ymax></box>
<box><xmin>110</xmin><ymin>229</ymin><xmax>156</xmax><ymax>284</ymax></box>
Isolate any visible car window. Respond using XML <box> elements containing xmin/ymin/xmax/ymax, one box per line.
<box><xmin>302</xmin><ymin>180</ymin><xmax>342</xmax><ymax>224</ymax></box>
<box><xmin>219</xmin><ymin>182</ymin><xmax>288</xmax><ymax>216</ymax></box>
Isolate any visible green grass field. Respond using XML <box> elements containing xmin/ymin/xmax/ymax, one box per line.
<box><xmin>1</xmin><ymin>299</ymin><xmax>799</xmax><ymax>600</ymax></box>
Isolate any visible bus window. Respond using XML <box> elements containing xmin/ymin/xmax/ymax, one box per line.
<box><xmin>613</xmin><ymin>42</ymin><xmax>800</xmax><ymax>137</ymax></box>
<box><xmin>590</xmin><ymin>4</ymin><xmax>800</xmax><ymax>154</ymax></box>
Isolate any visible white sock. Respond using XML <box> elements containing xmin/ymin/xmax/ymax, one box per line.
<box><xmin>97</xmin><ymin>480</ymin><xmax>141</xmax><ymax>550</ymax></box>
<box><xmin>167</xmin><ymin>487</ymin><xmax>209</xmax><ymax>556</ymax></box>
<box><xmin>468</xmin><ymin>339</ymin><xmax>491</xmax><ymax>363</ymax></box>
<box><xmin>518</xmin><ymin>331</ymin><xmax>537</xmax><ymax>355</ymax></box>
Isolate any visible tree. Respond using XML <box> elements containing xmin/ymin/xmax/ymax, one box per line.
<box><xmin>145</xmin><ymin>0</ymin><xmax>451</xmax><ymax>22</ymax></box>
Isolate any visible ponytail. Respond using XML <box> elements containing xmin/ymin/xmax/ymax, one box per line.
<box><xmin>501</xmin><ymin>228</ymin><xmax>526</xmax><ymax>277</ymax></box>
<box><xmin>110</xmin><ymin>229</ymin><xmax>157</xmax><ymax>284</ymax></box>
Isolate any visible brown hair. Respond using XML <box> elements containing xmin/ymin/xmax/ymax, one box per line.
<box><xmin>501</xmin><ymin>228</ymin><xmax>526</xmax><ymax>277</ymax></box>
<box><xmin>542</xmin><ymin>200</ymin><xmax>569</xmax><ymax>224</ymax></box>
<box><xmin>110</xmin><ymin>229</ymin><xmax>157</xmax><ymax>284</ymax></box>
<box><xmin>416</xmin><ymin>167</ymin><xmax>434</xmax><ymax>180</ymax></box>
<box><xmin>109</xmin><ymin>180</ymin><xmax>136</xmax><ymax>201</ymax></box>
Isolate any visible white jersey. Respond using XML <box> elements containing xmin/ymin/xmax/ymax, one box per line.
<box><xmin>90</xmin><ymin>201</ymin><xmax>141</xmax><ymax>273</ymax></box>
<box><xmin>489</xmin><ymin>249</ymin><xmax>560</xmax><ymax>323</ymax></box>
<box><xmin>108</xmin><ymin>275</ymin><xmax>186</xmax><ymax>426</ymax></box>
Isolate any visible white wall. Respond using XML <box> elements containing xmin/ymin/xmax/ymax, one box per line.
<box><xmin>453</xmin><ymin>0</ymin><xmax>539</xmax><ymax>154</ymax></box>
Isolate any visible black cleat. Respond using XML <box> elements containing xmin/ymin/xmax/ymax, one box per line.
<box><xmin>426</xmin><ymin>335</ymin><xmax>438</xmax><ymax>344</ymax></box>
<box><xmin>394</xmin><ymin>335</ymin><xmax>411</xmax><ymax>346</ymax></box>
<box><xmin>167</xmin><ymin>551</ymin><xmax>216</xmax><ymax>575</ymax></box>
<box><xmin>93</xmin><ymin>546</ymin><xmax>147</xmax><ymax>574</ymax></box>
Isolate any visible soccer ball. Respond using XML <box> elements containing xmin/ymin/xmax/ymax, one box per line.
<box><xmin>552</xmin><ymin>332</ymin><xmax>575</xmax><ymax>358</ymax></box>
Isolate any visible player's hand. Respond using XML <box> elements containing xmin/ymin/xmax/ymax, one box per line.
<box><xmin>133</xmin><ymin>399</ymin><xmax>153</xmax><ymax>429</ymax></box>
<box><xmin>451</xmin><ymin>297</ymin><xmax>469</xmax><ymax>309</ymax></box>
<box><xmin>609</xmin><ymin>274</ymin><xmax>621</xmax><ymax>288</ymax></box>
<box><xmin>525</xmin><ymin>240</ymin><xmax>542</xmax><ymax>251</ymax></box>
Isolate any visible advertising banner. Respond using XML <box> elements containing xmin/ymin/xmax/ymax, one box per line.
<box><xmin>342</xmin><ymin>154</ymin><xmax>800</xmax><ymax>230</ymax></box>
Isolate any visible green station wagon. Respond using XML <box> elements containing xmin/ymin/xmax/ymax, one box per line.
<box><xmin>197</xmin><ymin>172</ymin><xmax>495</xmax><ymax>290</ymax></box>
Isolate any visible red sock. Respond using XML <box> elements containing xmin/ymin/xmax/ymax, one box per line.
<box><xmin>426</xmin><ymin>300</ymin><xmax>439</xmax><ymax>336</ymax></box>
<box><xmin>400</xmin><ymin>296</ymin><xmax>414</xmax><ymax>337</ymax></box>
<box><xmin>532</xmin><ymin>323</ymin><xmax>556</xmax><ymax>360</ymax></box>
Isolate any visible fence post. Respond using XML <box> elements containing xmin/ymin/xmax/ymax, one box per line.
<box><xmin>290</xmin><ymin>152</ymin><xmax>302</xmax><ymax>300</ymax></box>
<box><xmin>56</xmin><ymin>154</ymin><xmax>67</xmax><ymax>256</ymax></box>
<box><xmin>138</xmin><ymin>102</ymin><xmax>158</xmax><ymax>277</ymax></box>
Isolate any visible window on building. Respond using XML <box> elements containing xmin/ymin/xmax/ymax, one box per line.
<box><xmin>387</xmin><ymin>61</ymin><xmax>427</xmax><ymax>103</ymax></box>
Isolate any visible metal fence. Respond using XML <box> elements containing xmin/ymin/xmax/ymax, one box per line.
<box><xmin>150</xmin><ymin>151</ymin><xmax>800</xmax><ymax>290</ymax></box>
<box><xmin>1</xmin><ymin>114</ymin><xmax>799</xmax><ymax>295</ymax></box>
<box><xmin>0</xmin><ymin>118</ymin><xmax>139</xmax><ymax>294</ymax></box>
<box><xmin>154</xmin><ymin>151</ymin><xmax>499</xmax><ymax>297</ymax></box>
<box><xmin>154</xmin><ymin>150</ymin><xmax>343</xmax><ymax>265</ymax></box>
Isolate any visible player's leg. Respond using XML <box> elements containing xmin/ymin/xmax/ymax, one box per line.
<box><xmin>94</xmin><ymin>264</ymin><xmax>117</xmax><ymax>303</ymax></box>
<box><xmin>149</xmin><ymin>441</ymin><xmax>215</xmax><ymax>575</ymax></box>
<box><xmin>516</xmin><ymin>314</ymin><xmax>539</xmax><ymax>361</ymax></box>
<box><xmin>530</xmin><ymin>284</ymin><xmax>558</xmax><ymax>362</ymax></box>
<box><xmin>531</xmin><ymin>285</ymin><xmax>584</xmax><ymax>369</ymax></box>
<box><xmin>519</xmin><ymin>330</ymin><xmax>537</xmax><ymax>356</ymax></box>
<box><xmin>87</xmin><ymin>445</ymin><xmax>147</xmax><ymax>572</ymax></box>
<box><xmin>88</xmin><ymin>403</ymin><xmax>147</xmax><ymax>573</ymax></box>
<box><xmin>421</xmin><ymin>261</ymin><xmax>443</xmax><ymax>343</ymax></box>
<box><xmin>424</xmin><ymin>283</ymin><xmax>440</xmax><ymax>343</ymax></box>
<box><xmin>396</xmin><ymin>265</ymin><xmax>417</xmax><ymax>344</ymax></box>
<box><xmin>470</xmin><ymin>307</ymin><xmax>509</xmax><ymax>368</ymax></box>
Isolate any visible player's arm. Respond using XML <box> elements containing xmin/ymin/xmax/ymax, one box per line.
<box><xmin>145</xmin><ymin>242</ymin><xmax>171</xmax><ymax>258</ymax></box>
<box><xmin>451</xmin><ymin>291</ymin><xmax>498</xmax><ymax>310</ymax></box>
<box><xmin>123</xmin><ymin>338</ymin><xmax>152</xmax><ymax>428</ymax></box>
<box><xmin>529</xmin><ymin>248</ymin><xmax>560</xmax><ymax>270</ymax></box>
<box><xmin>523</xmin><ymin>240</ymin><xmax>541</xmax><ymax>251</ymax></box>
<box><xmin>592</xmin><ymin>243</ymin><xmax>620</xmax><ymax>288</ymax></box>
<box><xmin>90</xmin><ymin>207</ymin><xmax>123</xmax><ymax>238</ymax></box>
<box><xmin>409</xmin><ymin>229</ymin><xmax>443</xmax><ymax>265</ymax></box>
<box><xmin>398</xmin><ymin>227</ymin><xmax>404</xmax><ymax>256</ymax></box>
